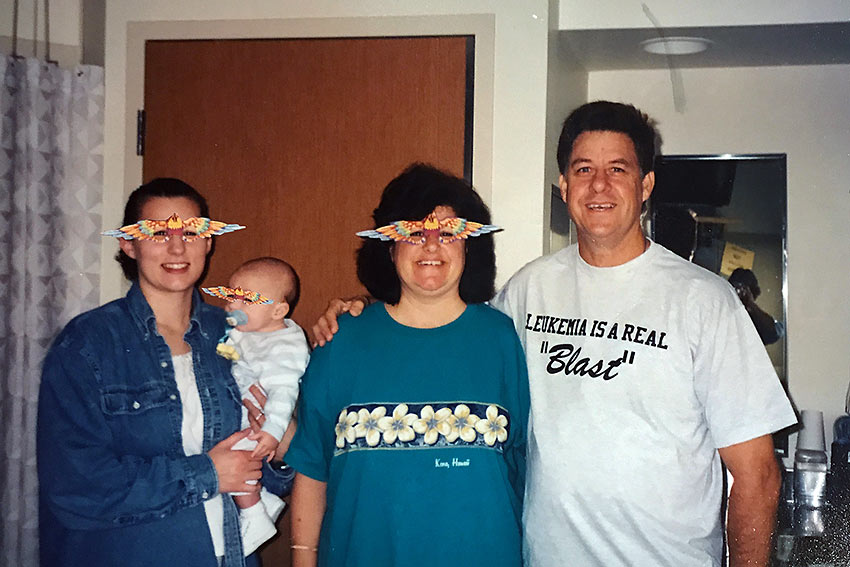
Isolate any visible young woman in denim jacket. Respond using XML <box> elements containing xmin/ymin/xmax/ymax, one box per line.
<box><xmin>37</xmin><ymin>178</ymin><xmax>291</xmax><ymax>567</ymax></box>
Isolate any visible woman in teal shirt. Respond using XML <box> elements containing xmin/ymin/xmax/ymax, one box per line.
<box><xmin>286</xmin><ymin>164</ymin><xmax>530</xmax><ymax>566</ymax></box>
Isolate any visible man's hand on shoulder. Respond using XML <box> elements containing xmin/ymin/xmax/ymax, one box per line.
<box><xmin>310</xmin><ymin>296</ymin><xmax>370</xmax><ymax>347</ymax></box>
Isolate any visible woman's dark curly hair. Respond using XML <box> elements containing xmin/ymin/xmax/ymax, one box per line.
<box><xmin>356</xmin><ymin>163</ymin><xmax>496</xmax><ymax>305</ymax></box>
<box><xmin>116</xmin><ymin>178</ymin><xmax>211</xmax><ymax>281</ymax></box>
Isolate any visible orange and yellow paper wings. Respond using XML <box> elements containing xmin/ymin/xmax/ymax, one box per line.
<box><xmin>356</xmin><ymin>211</ymin><xmax>501</xmax><ymax>245</ymax></box>
<box><xmin>102</xmin><ymin>213</ymin><xmax>245</xmax><ymax>242</ymax></box>
<box><xmin>201</xmin><ymin>286</ymin><xmax>274</xmax><ymax>305</ymax></box>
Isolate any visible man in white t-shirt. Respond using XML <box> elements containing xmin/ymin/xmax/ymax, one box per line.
<box><xmin>491</xmin><ymin>101</ymin><xmax>795</xmax><ymax>567</ymax></box>
<box><xmin>312</xmin><ymin>101</ymin><xmax>796</xmax><ymax>566</ymax></box>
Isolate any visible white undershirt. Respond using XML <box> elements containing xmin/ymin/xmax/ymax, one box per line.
<box><xmin>173</xmin><ymin>352</ymin><xmax>225</xmax><ymax>557</ymax></box>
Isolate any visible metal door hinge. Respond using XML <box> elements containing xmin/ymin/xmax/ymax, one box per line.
<box><xmin>136</xmin><ymin>109</ymin><xmax>146</xmax><ymax>156</ymax></box>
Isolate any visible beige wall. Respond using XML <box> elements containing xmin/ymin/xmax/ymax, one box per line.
<box><xmin>0</xmin><ymin>0</ymin><xmax>81</xmax><ymax>44</ymax></box>
<box><xmin>559</xmin><ymin>0</ymin><xmax>850</xmax><ymax>29</ymax></box>
<box><xmin>0</xmin><ymin>0</ymin><xmax>82</xmax><ymax>66</ymax></box>
<box><xmin>588</xmin><ymin>64</ymin><xmax>850</xmax><ymax>451</ymax></box>
<box><xmin>101</xmin><ymin>1</ymin><xmax>553</xmax><ymax>303</ymax></box>
<box><xmin>544</xmin><ymin>0</ymin><xmax>587</xmax><ymax>253</ymax></box>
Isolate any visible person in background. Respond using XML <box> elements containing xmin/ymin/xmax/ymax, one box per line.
<box><xmin>728</xmin><ymin>267</ymin><xmax>785</xmax><ymax>345</ymax></box>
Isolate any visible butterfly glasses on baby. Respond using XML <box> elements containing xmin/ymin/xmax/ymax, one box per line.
<box><xmin>201</xmin><ymin>286</ymin><xmax>274</xmax><ymax>305</ymax></box>
<box><xmin>356</xmin><ymin>210</ymin><xmax>501</xmax><ymax>245</ymax></box>
<box><xmin>102</xmin><ymin>213</ymin><xmax>244</xmax><ymax>243</ymax></box>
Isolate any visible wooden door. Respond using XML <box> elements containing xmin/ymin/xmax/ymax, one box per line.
<box><xmin>142</xmin><ymin>35</ymin><xmax>471</xmax><ymax>565</ymax></box>
<box><xmin>143</xmin><ymin>37</ymin><xmax>471</xmax><ymax>339</ymax></box>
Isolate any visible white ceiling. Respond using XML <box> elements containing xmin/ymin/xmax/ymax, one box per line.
<box><xmin>561</xmin><ymin>22</ymin><xmax>850</xmax><ymax>70</ymax></box>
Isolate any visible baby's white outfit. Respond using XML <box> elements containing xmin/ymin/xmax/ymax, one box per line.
<box><xmin>226</xmin><ymin>320</ymin><xmax>310</xmax><ymax>555</ymax></box>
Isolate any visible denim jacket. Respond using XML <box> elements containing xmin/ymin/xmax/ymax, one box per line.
<box><xmin>38</xmin><ymin>284</ymin><xmax>289</xmax><ymax>567</ymax></box>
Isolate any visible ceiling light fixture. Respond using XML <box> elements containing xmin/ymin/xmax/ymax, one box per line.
<box><xmin>640</xmin><ymin>36</ymin><xmax>713</xmax><ymax>55</ymax></box>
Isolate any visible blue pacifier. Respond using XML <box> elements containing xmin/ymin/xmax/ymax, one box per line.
<box><xmin>226</xmin><ymin>309</ymin><xmax>248</xmax><ymax>328</ymax></box>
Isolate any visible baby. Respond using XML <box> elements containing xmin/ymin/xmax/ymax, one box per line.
<box><xmin>212</xmin><ymin>257</ymin><xmax>310</xmax><ymax>555</ymax></box>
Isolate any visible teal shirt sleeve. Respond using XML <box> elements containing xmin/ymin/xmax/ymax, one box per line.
<box><xmin>284</xmin><ymin>339</ymin><xmax>336</xmax><ymax>482</ymax></box>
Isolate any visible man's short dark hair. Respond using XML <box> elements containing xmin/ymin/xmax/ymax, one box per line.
<box><xmin>556</xmin><ymin>101</ymin><xmax>658</xmax><ymax>176</ymax></box>
<box><xmin>116</xmin><ymin>178</ymin><xmax>210</xmax><ymax>281</ymax></box>
<box><xmin>356</xmin><ymin>163</ymin><xmax>496</xmax><ymax>305</ymax></box>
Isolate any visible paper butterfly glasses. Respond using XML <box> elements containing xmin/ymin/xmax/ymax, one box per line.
<box><xmin>102</xmin><ymin>213</ymin><xmax>245</xmax><ymax>243</ymax></box>
<box><xmin>356</xmin><ymin>211</ymin><xmax>501</xmax><ymax>245</ymax></box>
<box><xmin>201</xmin><ymin>286</ymin><xmax>274</xmax><ymax>305</ymax></box>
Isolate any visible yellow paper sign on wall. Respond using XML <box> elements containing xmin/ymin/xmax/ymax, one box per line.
<box><xmin>720</xmin><ymin>242</ymin><xmax>755</xmax><ymax>276</ymax></box>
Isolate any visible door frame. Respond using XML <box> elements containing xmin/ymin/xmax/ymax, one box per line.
<box><xmin>122</xmin><ymin>14</ymin><xmax>495</xmax><ymax>206</ymax></box>
<box><xmin>103</xmin><ymin>8</ymin><xmax>554</xmax><ymax>307</ymax></box>
<box><xmin>101</xmin><ymin>15</ymin><xmax>496</xmax><ymax>301</ymax></box>
<box><xmin>104</xmin><ymin>15</ymin><xmax>495</xmax><ymax>300</ymax></box>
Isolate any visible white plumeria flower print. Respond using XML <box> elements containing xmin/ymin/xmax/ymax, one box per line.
<box><xmin>441</xmin><ymin>403</ymin><xmax>479</xmax><ymax>443</ymax></box>
<box><xmin>335</xmin><ymin>409</ymin><xmax>358</xmax><ymax>449</ymax></box>
<box><xmin>474</xmin><ymin>405</ymin><xmax>509</xmax><ymax>446</ymax></box>
<box><xmin>354</xmin><ymin>406</ymin><xmax>386</xmax><ymax>447</ymax></box>
<box><xmin>377</xmin><ymin>403</ymin><xmax>417</xmax><ymax>444</ymax></box>
<box><xmin>412</xmin><ymin>405</ymin><xmax>452</xmax><ymax>445</ymax></box>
